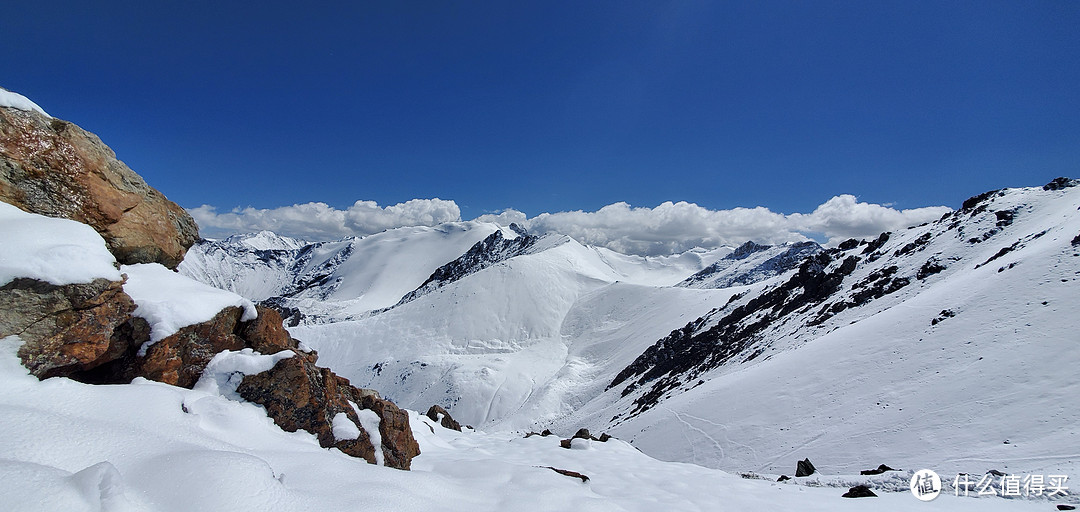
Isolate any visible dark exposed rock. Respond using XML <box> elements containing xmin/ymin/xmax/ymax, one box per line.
<box><xmin>426</xmin><ymin>404</ymin><xmax>462</xmax><ymax>431</ymax></box>
<box><xmin>994</xmin><ymin>208</ymin><xmax>1017</xmax><ymax>228</ymax></box>
<box><xmin>894</xmin><ymin>233</ymin><xmax>932</xmax><ymax>257</ymax></box>
<box><xmin>917</xmin><ymin>259</ymin><xmax>947</xmax><ymax>280</ymax></box>
<box><xmin>0</xmin><ymin>107</ymin><xmax>198</xmax><ymax>269</ymax></box>
<box><xmin>574</xmin><ymin>428</ymin><xmax>594</xmax><ymax>440</ymax></box>
<box><xmin>841</xmin><ymin>485</ymin><xmax>877</xmax><ymax>498</ymax></box>
<box><xmin>543</xmin><ymin>466</ymin><xmax>590</xmax><ymax>483</ymax></box>
<box><xmin>541</xmin><ymin>429</ymin><xmax>553</xmax><ymax>437</ymax></box>
<box><xmin>860</xmin><ymin>464</ymin><xmax>898</xmax><ymax>475</ymax></box>
<box><xmin>777</xmin><ymin>475</ymin><xmax>791</xmax><ymax>482</ymax></box>
<box><xmin>237</xmin><ymin>355</ymin><xmax>420</xmax><ymax>470</ymax></box>
<box><xmin>1044</xmin><ymin>177</ymin><xmax>1078</xmax><ymax>191</ymax></box>
<box><xmin>1057</xmin><ymin>505</ymin><xmax>1076</xmax><ymax>511</ymax></box>
<box><xmin>987</xmin><ymin>469</ymin><xmax>1006</xmax><ymax>477</ymax></box>
<box><xmin>795</xmin><ymin>458</ymin><xmax>817</xmax><ymax>477</ymax></box>
<box><xmin>931</xmin><ymin>309</ymin><xmax>956</xmax><ymax>326</ymax></box>
<box><xmin>0</xmin><ymin>277</ymin><xmax>137</xmax><ymax>379</ymax></box>
<box><xmin>559</xmin><ymin>439</ymin><xmax>573</xmax><ymax>449</ymax></box>
<box><xmin>1072</xmin><ymin>233</ymin><xmax>1080</xmax><ymax>247</ymax></box>
<box><xmin>861</xmin><ymin>232</ymin><xmax>891</xmax><ymax>256</ymax></box>
<box><xmin>597</xmin><ymin>433</ymin><xmax>612</xmax><ymax>442</ymax></box>
<box><xmin>961</xmin><ymin>189</ymin><xmax>1003</xmax><ymax>211</ymax></box>
<box><xmin>837</xmin><ymin>238</ymin><xmax>862</xmax><ymax>251</ymax></box>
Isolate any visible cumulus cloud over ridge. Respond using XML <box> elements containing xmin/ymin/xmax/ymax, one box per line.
<box><xmin>190</xmin><ymin>196</ymin><xmax>950</xmax><ymax>255</ymax></box>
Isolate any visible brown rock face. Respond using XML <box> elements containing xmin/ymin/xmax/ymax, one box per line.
<box><xmin>240</xmin><ymin>306</ymin><xmax>317</xmax><ymax>364</ymax></box>
<box><xmin>237</xmin><ymin>355</ymin><xmax>420</xmax><ymax>470</ymax></box>
<box><xmin>0</xmin><ymin>277</ymin><xmax>137</xmax><ymax>379</ymax></box>
<box><xmin>0</xmin><ymin>107</ymin><xmax>198</xmax><ymax>269</ymax></box>
<box><xmin>134</xmin><ymin>306</ymin><xmax>247</xmax><ymax>388</ymax></box>
<box><xmin>426</xmin><ymin>404</ymin><xmax>462</xmax><ymax>431</ymax></box>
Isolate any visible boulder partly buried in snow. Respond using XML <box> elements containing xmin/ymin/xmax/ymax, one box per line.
<box><xmin>426</xmin><ymin>404</ymin><xmax>462</xmax><ymax>431</ymax></box>
<box><xmin>236</xmin><ymin>355</ymin><xmax>420</xmax><ymax>470</ymax></box>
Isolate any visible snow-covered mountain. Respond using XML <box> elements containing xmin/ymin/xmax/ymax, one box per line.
<box><xmin>678</xmin><ymin>240</ymin><xmax>823</xmax><ymax>289</ymax></box>
<box><xmin>181</xmin><ymin>179</ymin><xmax>1080</xmax><ymax>490</ymax></box>
<box><xmin>564</xmin><ymin>178</ymin><xmax>1080</xmax><ymax>478</ymax></box>
<box><xmin>180</xmin><ymin>222</ymin><xmax>518</xmax><ymax>323</ymax></box>
<box><xmin>181</xmin><ymin>222</ymin><xmax>728</xmax><ymax>324</ymax></box>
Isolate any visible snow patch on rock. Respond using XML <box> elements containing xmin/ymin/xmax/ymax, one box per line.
<box><xmin>121</xmin><ymin>263</ymin><xmax>257</xmax><ymax>350</ymax></box>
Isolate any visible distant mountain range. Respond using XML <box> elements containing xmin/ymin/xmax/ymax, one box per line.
<box><xmin>180</xmin><ymin>178</ymin><xmax>1080</xmax><ymax>478</ymax></box>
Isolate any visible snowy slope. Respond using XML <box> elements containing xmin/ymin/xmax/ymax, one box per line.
<box><xmin>290</xmin><ymin>237</ymin><xmax>739</xmax><ymax>430</ymax></box>
<box><xmin>180</xmin><ymin>222</ymin><xmax>512</xmax><ymax>321</ymax></box>
<box><xmin>678</xmin><ymin>240</ymin><xmax>822</xmax><ymax>289</ymax></box>
<box><xmin>562</xmin><ymin>180</ymin><xmax>1080</xmax><ymax>479</ymax></box>
<box><xmin>1</xmin><ymin>337</ymin><xmax>1055</xmax><ymax>511</ymax></box>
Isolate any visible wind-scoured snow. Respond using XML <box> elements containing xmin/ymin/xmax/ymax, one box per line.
<box><xmin>121</xmin><ymin>263</ymin><xmax>257</xmax><ymax>351</ymax></box>
<box><xmin>0</xmin><ymin>202</ymin><xmax>122</xmax><ymax>286</ymax></box>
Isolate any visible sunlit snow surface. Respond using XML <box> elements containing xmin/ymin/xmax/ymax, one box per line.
<box><xmin>0</xmin><ymin>202</ymin><xmax>122</xmax><ymax>286</ymax></box>
<box><xmin>0</xmin><ymin>336</ymin><xmax>1061</xmax><ymax>511</ymax></box>
<box><xmin>0</xmin><ymin>87</ymin><xmax>50</xmax><ymax>117</ymax></box>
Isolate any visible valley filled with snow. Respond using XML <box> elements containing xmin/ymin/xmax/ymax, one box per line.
<box><xmin>177</xmin><ymin>179</ymin><xmax>1080</xmax><ymax>509</ymax></box>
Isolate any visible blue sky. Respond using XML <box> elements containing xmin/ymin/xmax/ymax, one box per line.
<box><xmin>3</xmin><ymin>1</ymin><xmax>1077</xmax><ymax>250</ymax></box>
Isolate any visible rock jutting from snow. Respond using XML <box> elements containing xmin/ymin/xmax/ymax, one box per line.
<box><xmin>0</xmin><ymin>277</ymin><xmax>137</xmax><ymax>379</ymax></box>
<box><xmin>841</xmin><ymin>485</ymin><xmax>877</xmax><ymax>498</ymax></box>
<box><xmin>426</xmin><ymin>404</ymin><xmax>462</xmax><ymax>431</ymax></box>
<box><xmin>859</xmin><ymin>464</ymin><xmax>898</xmax><ymax>475</ymax></box>
<box><xmin>237</xmin><ymin>355</ymin><xmax>420</xmax><ymax>469</ymax></box>
<box><xmin>795</xmin><ymin>458</ymin><xmax>817</xmax><ymax>477</ymax></box>
<box><xmin>0</xmin><ymin>106</ymin><xmax>198</xmax><ymax>269</ymax></box>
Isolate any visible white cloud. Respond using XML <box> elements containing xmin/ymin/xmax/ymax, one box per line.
<box><xmin>788</xmin><ymin>195</ymin><xmax>951</xmax><ymax>242</ymax></box>
<box><xmin>189</xmin><ymin>196</ymin><xmax>950</xmax><ymax>255</ymax></box>
<box><xmin>504</xmin><ymin>197</ymin><xmax>950</xmax><ymax>256</ymax></box>
<box><xmin>189</xmin><ymin>199</ymin><xmax>461</xmax><ymax>241</ymax></box>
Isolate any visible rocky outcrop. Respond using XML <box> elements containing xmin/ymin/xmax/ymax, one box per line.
<box><xmin>134</xmin><ymin>306</ymin><xmax>248</xmax><ymax>388</ymax></box>
<box><xmin>841</xmin><ymin>485</ymin><xmax>877</xmax><ymax>498</ymax></box>
<box><xmin>0</xmin><ymin>277</ymin><xmax>136</xmax><ymax>379</ymax></box>
<box><xmin>860</xmin><ymin>464</ymin><xmax>897</xmax><ymax>475</ymax></box>
<box><xmin>0</xmin><ymin>107</ymin><xmax>198</xmax><ymax>269</ymax></box>
<box><xmin>795</xmin><ymin>458</ymin><xmax>816</xmax><ymax>477</ymax></box>
<box><xmin>237</xmin><ymin>355</ymin><xmax>420</xmax><ymax>470</ymax></box>
<box><xmin>1</xmin><ymin>102</ymin><xmax>419</xmax><ymax>470</ymax></box>
<box><xmin>426</xmin><ymin>404</ymin><xmax>462</xmax><ymax>431</ymax></box>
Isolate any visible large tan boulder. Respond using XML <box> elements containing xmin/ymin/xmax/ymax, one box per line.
<box><xmin>0</xmin><ymin>107</ymin><xmax>198</xmax><ymax>269</ymax></box>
